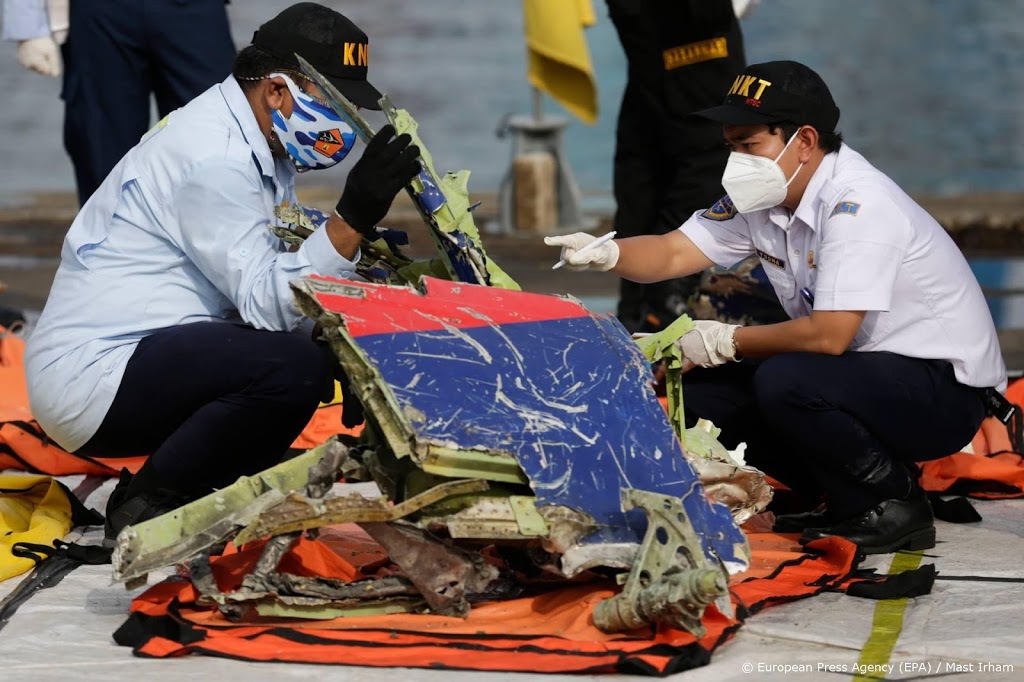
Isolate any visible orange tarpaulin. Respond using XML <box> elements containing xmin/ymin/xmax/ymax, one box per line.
<box><xmin>115</xmin><ymin>530</ymin><xmax>859</xmax><ymax>675</ymax></box>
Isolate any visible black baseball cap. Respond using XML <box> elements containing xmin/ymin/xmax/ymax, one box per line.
<box><xmin>252</xmin><ymin>2</ymin><xmax>383</xmax><ymax>110</ymax></box>
<box><xmin>693</xmin><ymin>61</ymin><xmax>840</xmax><ymax>132</ymax></box>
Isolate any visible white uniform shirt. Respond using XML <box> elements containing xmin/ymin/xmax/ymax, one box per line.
<box><xmin>681</xmin><ymin>143</ymin><xmax>1006</xmax><ymax>392</ymax></box>
<box><xmin>25</xmin><ymin>75</ymin><xmax>361</xmax><ymax>452</ymax></box>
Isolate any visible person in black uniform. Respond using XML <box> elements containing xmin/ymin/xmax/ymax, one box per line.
<box><xmin>4</xmin><ymin>0</ymin><xmax>236</xmax><ymax>206</ymax></box>
<box><xmin>606</xmin><ymin>0</ymin><xmax>748</xmax><ymax>333</ymax></box>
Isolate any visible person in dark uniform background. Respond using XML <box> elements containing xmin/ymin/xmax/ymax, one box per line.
<box><xmin>606</xmin><ymin>0</ymin><xmax>750</xmax><ymax>333</ymax></box>
<box><xmin>3</xmin><ymin>0</ymin><xmax>236</xmax><ymax>206</ymax></box>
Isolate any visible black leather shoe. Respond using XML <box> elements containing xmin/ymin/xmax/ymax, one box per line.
<box><xmin>103</xmin><ymin>469</ymin><xmax>192</xmax><ymax>548</ymax></box>
<box><xmin>103</xmin><ymin>468</ymin><xmax>134</xmax><ymax>542</ymax></box>
<box><xmin>798</xmin><ymin>489</ymin><xmax>935</xmax><ymax>554</ymax></box>
<box><xmin>773</xmin><ymin>507</ymin><xmax>834</xmax><ymax>533</ymax></box>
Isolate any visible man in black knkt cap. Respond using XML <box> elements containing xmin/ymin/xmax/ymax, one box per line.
<box><xmin>249</xmin><ymin>1</ymin><xmax>384</xmax><ymax>110</ymax></box>
<box><xmin>25</xmin><ymin>3</ymin><xmax>422</xmax><ymax>545</ymax></box>
<box><xmin>548</xmin><ymin>60</ymin><xmax>1006</xmax><ymax>555</ymax></box>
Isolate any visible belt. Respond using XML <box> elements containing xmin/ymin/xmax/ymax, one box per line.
<box><xmin>980</xmin><ymin>387</ymin><xmax>1015</xmax><ymax>422</ymax></box>
<box><xmin>980</xmin><ymin>387</ymin><xmax>1023</xmax><ymax>454</ymax></box>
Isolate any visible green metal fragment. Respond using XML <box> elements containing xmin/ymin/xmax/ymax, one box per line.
<box><xmin>233</xmin><ymin>478</ymin><xmax>491</xmax><ymax>546</ymax></box>
<box><xmin>255</xmin><ymin>599</ymin><xmax>422</xmax><ymax>620</ymax></box>
<box><xmin>295</xmin><ymin>53</ymin><xmax>518</xmax><ymax>291</ymax></box>
<box><xmin>509</xmin><ymin>495</ymin><xmax>549</xmax><ymax>536</ymax></box>
<box><xmin>112</xmin><ymin>444</ymin><xmax>332</xmax><ymax>583</ymax></box>
<box><xmin>634</xmin><ymin>314</ymin><xmax>694</xmax><ymax>446</ymax></box>
<box><xmin>386</xmin><ymin>105</ymin><xmax>518</xmax><ymax>291</ymax></box>
<box><xmin>419</xmin><ymin>444</ymin><xmax>530</xmax><ymax>485</ymax></box>
<box><xmin>682</xmin><ymin>419</ymin><xmax>732</xmax><ymax>460</ymax></box>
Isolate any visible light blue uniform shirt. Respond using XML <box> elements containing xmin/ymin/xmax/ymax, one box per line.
<box><xmin>24</xmin><ymin>75</ymin><xmax>360</xmax><ymax>452</ymax></box>
<box><xmin>1</xmin><ymin>0</ymin><xmax>50</xmax><ymax>41</ymax></box>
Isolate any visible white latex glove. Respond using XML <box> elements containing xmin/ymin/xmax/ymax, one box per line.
<box><xmin>732</xmin><ymin>0</ymin><xmax>761</xmax><ymax>20</ymax></box>
<box><xmin>16</xmin><ymin>37</ymin><xmax>61</xmax><ymax>77</ymax></box>
<box><xmin>543</xmin><ymin>232</ymin><xmax>620</xmax><ymax>272</ymax></box>
<box><xmin>676</xmin><ymin>320</ymin><xmax>741</xmax><ymax>369</ymax></box>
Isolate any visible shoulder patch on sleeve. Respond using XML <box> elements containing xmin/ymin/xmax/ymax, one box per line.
<box><xmin>702</xmin><ymin>195</ymin><xmax>737</xmax><ymax>221</ymax></box>
<box><xmin>829</xmin><ymin>201</ymin><xmax>861</xmax><ymax>218</ymax></box>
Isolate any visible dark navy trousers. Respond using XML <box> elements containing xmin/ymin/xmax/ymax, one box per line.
<box><xmin>683</xmin><ymin>352</ymin><xmax>987</xmax><ymax>517</ymax></box>
<box><xmin>76</xmin><ymin>323</ymin><xmax>335</xmax><ymax>495</ymax></box>
<box><xmin>61</xmin><ymin>0</ymin><xmax>235</xmax><ymax>205</ymax></box>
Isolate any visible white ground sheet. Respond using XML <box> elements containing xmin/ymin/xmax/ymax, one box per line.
<box><xmin>0</xmin><ymin>474</ymin><xmax>1021</xmax><ymax>681</ymax></box>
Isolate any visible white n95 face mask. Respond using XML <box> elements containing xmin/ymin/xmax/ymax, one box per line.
<box><xmin>721</xmin><ymin>130</ymin><xmax>804</xmax><ymax>213</ymax></box>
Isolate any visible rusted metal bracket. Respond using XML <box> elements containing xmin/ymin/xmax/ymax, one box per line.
<box><xmin>361</xmin><ymin>520</ymin><xmax>501</xmax><ymax>617</ymax></box>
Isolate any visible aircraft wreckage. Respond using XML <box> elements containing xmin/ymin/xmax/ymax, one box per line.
<box><xmin>109</xmin><ymin>59</ymin><xmax>772</xmax><ymax>636</ymax></box>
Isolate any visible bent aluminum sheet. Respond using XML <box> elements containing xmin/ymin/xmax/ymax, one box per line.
<box><xmin>292</xmin><ymin>275</ymin><xmax>747</xmax><ymax>570</ymax></box>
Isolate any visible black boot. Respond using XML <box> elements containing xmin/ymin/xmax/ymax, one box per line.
<box><xmin>798</xmin><ymin>488</ymin><xmax>935</xmax><ymax>554</ymax></box>
<box><xmin>103</xmin><ymin>468</ymin><xmax>134</xmax><ymax>541</ymax></box>
<box><xmin>103</xmin><ymin>468</ymin><xmax>193</xmax><ymax>548</ymax></box>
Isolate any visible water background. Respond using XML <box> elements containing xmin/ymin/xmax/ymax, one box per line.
<box><xmin>3</xmin><ymin>1</ymin><xmax>1024</xmax><ymax>328</ymax></box>
<box><xmin>1</xmin><ymin>0</ymin><xmax>1021</xmax><ymax>198</ymax></box>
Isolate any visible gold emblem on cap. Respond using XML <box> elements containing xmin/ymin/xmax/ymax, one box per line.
<box><xmin>343</xmin><ymin>42</ymin><xmax>368</xmax><ymax>67</ymax></box>
<box><xmin>728</xmin><ymin>74</ymin><xmax>772</xmax><ymax>100</ymax></box>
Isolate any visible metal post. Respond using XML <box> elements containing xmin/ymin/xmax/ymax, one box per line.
<box><xmin>494</xmin><ymin>91</ymin><xmax>591</xmax><ymax>234</ymax></box>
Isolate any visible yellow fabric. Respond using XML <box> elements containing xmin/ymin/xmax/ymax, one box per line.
<box><xmin>0</xmin><ymin>474</ymin><xmax>74</xmax><ymax>581</ymax></box>
<box><xmin>523</xmin><ymin>0</ymin><xmax>598</xmax><ymax>124</ymax></box>
<box><xmin>320</xmin><ymin>380</ymin><xmax>343</xmax><ymax>407</ymax></box>
<box><xmin>576</xmin><ymin>0</ymin><xmax>597</xmax><ymax>25</ymax></box>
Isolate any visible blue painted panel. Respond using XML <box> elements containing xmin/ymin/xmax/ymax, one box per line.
<box><xmin>415</xmin><ymin>169</ymin><xmax>446</xmax><ymax>214</ymax></box>
<box><xmin>354</xmin><ymin>312</ymin><xmax>746</xmax><ymax>567</ymax></box>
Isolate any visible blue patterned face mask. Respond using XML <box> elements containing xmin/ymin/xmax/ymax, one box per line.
<box><xmin>269</xmin><ymin>72</ymin><xmax>357</xmax><ymax>172</ymax></box>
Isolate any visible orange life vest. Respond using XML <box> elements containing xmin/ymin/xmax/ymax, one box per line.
<box><xmin>918</xmin><ymin>378</ymin><xmax>1024</xmax><ymax>499</ymax></box>
<box><xmin>1</xmin><ymin>326</ymin><xmax>355</xmax><ymax>474</ymax></box>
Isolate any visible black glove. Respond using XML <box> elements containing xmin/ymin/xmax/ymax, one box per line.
<box><xmin>336</xmin><ymin>124</ymin><xmax>421</xmax><ymax>235</ymax></box>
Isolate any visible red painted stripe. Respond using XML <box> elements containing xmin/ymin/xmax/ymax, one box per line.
<box><xmin>309</xmin><ymin>276</ymin><xmax>591</xmax><ymax>336</ymax></box>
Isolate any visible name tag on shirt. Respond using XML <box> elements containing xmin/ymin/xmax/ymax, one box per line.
<box><xmin>756</xmin><ymin>248</ymin><xmax>786</xmax><ymax>269</ymax></box>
